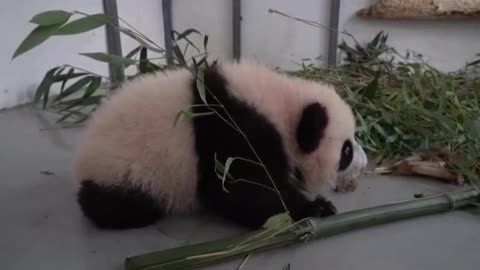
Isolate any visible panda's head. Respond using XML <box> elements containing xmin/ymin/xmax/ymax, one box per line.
<box><xmin>293</xmin><ymin>89</ymin><xmax>367</xmax><ymax>195</ymax></box>
<box><xmin>217</xmin><ymin>60</ymin><xmax>367</xmax><ymax>195</ymax></box>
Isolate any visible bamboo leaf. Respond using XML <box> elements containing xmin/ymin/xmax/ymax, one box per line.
<box><xmin>467</xmin><ymin>59</ymin><xmax>480</xmax><ymax>67</ymax></box>
<box><xmin>58</xmin><ymin>95</ymin><xmax>103</xmax><ymax>112</ymax></box>
<box><xmin>125</xmin><ymin>46</ymin><xmax>142</xmax><ymax>59</ymax></box>
<box><xmin>53</xmin><ymin>70</ymin><xmax>88</xmax><ymax>82</ymax></box>
<box><xmin>43</xmin><ymin>67</ymin><xmax>68</xmax><ymax>109</ymax></box>
<box><xmin>54</xmin><ymin>76</ymin><xmax>93</xmax><ymax>102</ymax></box>
<box><xmin>173</xmin><ymin>108</ymin><xmax>193</xmax><ymax>126</ymax></box>
<box><xmin>468</xmin><ymin>118</ymin><xmax>480</xmax><ymax>140</ymax></box>
<box><xmin>12</xmin><ymin>24</ymin><xmax>63</xmax><ymax>59</ymax></box>
<box><xmin>262</xmin><ymin>213</ymin><xmax>293</xmax><ymax>230</ymax></box>
<box><xmin>118</xmin><ymin>28</ymin><xmax>165</xmax><ymax>54</ymax></box>
<box><xmin>362</xmin><ymin>75</ymin><xmax>379</xmax><ymax>100</ymax></box>
<box><xmin>83</xmin><ymin>76</ymin><xmax>102</xmax><ymax>98</ymax></box>
<box><xmin>173</xmin><ymin>107</ymin><xmax>214</xmax><ymax>127</ymax></box>
<box><xmin>172</xmin><ymin>45</ymin><xmax>187</xmax><ymax>65</ymax></box>
<box><xmin>59</xmin><ymin>68</ymin><xmax>73</xmax><ymax>94</ymax></box>
<box><xmin>80</xmin><ymin>52</ymin><xmax>136</xmax><ymax>66</ymax></box>
<box><xmin>214</xmin><ymin>154</ymin><xmax>236</xmax><ymax>182</ymax></box>
<box><xmin>34</xmin><ymin>67</ymin><xmax>59</xmax><ymax>106</ymax></box>
<box><xmin>139</xmin><ymin>47</ymin><xmax>149</xmax><ymax>73</ymax></box>
<box><xmin>174</xmin><ymin>28</ymin><xmax>200</xmax><ymax>41</ymax></box>
<box><xmin>56</xmin><ymin>13</ymin><xmax>112</xmax><ymax>35</ymax></box>
<box><xmin>55</xmin><ymin>110</ymin><xmax>77</xmax><ymax>123</ymax></box>
<box><xmin>138</xmin><ymin>47</ymin><xmax>160</xmax><ymax>74</ymax></box>
<box><xmin>204</xmin><ymin>34</ymin><xmax>209</xmax><ymax>51</ymax></box>
<box><xmin>196</xmin><ymin>68</ymin><xmax>207</xmax><ymax>103</ymax></box>
<box><xmin>173</xmin><ymin>30</ymin><xmax>200</xmax><ymax>53</ymax></box>
<box><xmin>55</xmin><ymin>110</ymin><xmax>88</xmax><ymax>124</ymax></box>
<box><xmin>221</xmin><ymin>157</ymin><xmax>236</xmax><ymax>193</ymax></box>
<box><xmin>30</xmin><ymin>10</ymin><xmax>72</xmax><ymax>26</ymax></box>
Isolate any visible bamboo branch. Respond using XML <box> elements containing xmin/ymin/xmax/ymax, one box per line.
<box><xmin>125</xmin><ymin>187</ymin><xmax>480</xmax><ymax>270</ymax></box>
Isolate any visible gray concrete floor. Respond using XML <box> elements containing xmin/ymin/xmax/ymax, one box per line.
<box><xmin>1</xmin><ymin>104</ymin><xmax>479</xmax><ymax>270</ymax></box>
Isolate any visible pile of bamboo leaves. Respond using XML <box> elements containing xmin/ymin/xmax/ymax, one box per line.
<box><xmin>292</xmin><ymin>32</ymin><xmax>480</xmax><ymax>185</ymax></box>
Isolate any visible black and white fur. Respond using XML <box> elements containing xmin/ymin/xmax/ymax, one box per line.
<box><xmin>73</xmin><ymin>61</ymin><xmax>368</xmax><ymax>230</ymax></box>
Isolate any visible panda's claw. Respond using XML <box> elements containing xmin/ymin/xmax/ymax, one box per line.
<box><xmin>310</xmin><ymin>196</ymin><xmax>337</xmax><ymax>217</ymax></box>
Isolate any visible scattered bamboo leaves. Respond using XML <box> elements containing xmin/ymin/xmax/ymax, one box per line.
<box><xmin>374</xmin><ymin>149</ymin><xmax>465</xmax><ymax>185</ymax></box>
<box><xmin>361</xmin><ymin>73</ymin><xmax>379</xmax><ymax>99</ymax></box>
<box><xmin>14</xmin><ymin>9</ymin><xmax>211</xmax><ymax>125</ymax></box>
<box><xmin>54</xmin><ymin>75</ymin><xmax>94</xmax><ymax>102</ymax></box>
<box><xmin>34</xmin><ymin>67</ymin><xmax>59</xmax><ymax>104</ymax></box>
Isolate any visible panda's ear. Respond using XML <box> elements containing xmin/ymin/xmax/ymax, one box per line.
<box><xmin>296</xmin><ymin>102</ymin><xmax>328</xmax><ymax>153</ymax></box>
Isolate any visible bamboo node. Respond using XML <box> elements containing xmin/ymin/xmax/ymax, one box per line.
<box><xmin>444</xmin><ymin>192</ymin><xmax>457</xmax><ymax>210</ymax></box>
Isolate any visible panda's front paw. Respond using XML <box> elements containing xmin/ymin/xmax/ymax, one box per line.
<box><xmin>309</xmin><ymin>196</ymin><xmax>337</xmax><ymax>217</ymax></box>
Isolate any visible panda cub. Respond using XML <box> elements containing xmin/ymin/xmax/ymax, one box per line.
<box><xmin>73</xmin><ymin>60</ymin><xmax>368</xmax><ymax>229</ymax></box>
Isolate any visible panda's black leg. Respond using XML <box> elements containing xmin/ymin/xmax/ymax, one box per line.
<box><xmin>77</xmin><ymin>180</ymin><xmax>164</xmax><ymax>230</ymax></box>
<box><xmin>198</xmin><ymin>180</ymin><xmax>336</xmax><ymax>229</ymax></box>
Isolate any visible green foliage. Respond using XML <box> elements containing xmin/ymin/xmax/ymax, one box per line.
<box><xmin>79</xmin><ymin>52</ymin><xmax>137</xmax><ymax>66</ymax></box>
<box><xmin>294</xmin><ymin>32</ymin><xmax>480</xmax><ymax>183</ymax></box>
<box><xmin>12</xmin><ymin>12</ymin><xmax>112</xmax><ymax>59</ymax></box>
<box><xmin>56</xmin><ymin>13</ymin><xmax>111</xmax><ymax>35</ymax></box>
<box><xmin>13</xmin><ymin>9</ymin><xmax>211</xmax><ymax>124</ymax></box>
<box><xmin>12</xmin><ymin>24</ymin><xmax>64</xmax><ymax>59</ymax></box>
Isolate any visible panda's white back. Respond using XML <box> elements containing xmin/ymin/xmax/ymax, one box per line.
<box><xmin>73</xmin><ymin>69</ymin><xmax>199</xmax><ymax>214</ymax></box>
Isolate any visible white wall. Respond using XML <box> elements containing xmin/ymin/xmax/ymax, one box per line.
<box><xmin>338</xmin><ymin>0</ymin><xmax>480</xmax><ymax>71</ymax></box>
<box><xmin>2</xmin><ymin>0</ymin><xmax>479</xmax><ymax>110</ymax></box>
<box><xmin>241</xmin><ymin>0</ymin><xmax>331</xmax><ymax>70</ymax></box>
<box><xmin>117</xmin><ymin>0</ymin><xmax>165</xmax><ymax>75</ymax></box>
<box><xmin>172</xmin><ymin>0</ymin><xmax>233</xmax><ymax>62</ymax></box>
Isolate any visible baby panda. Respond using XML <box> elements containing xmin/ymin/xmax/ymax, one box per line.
<box><xmin>73</xmin><ymin>60</ymin><xmax>368</xmax><ymax>230</ymax></box>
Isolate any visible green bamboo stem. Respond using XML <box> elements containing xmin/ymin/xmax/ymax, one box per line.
<box><xmin>125</xmin><ymin>187</ymin><xmax>479</xmax><ymax>270</ymax></box>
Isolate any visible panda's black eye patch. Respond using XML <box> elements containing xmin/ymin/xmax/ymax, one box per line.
<box><xmin>338</xmin><ymin>140</ymin><xmax>353</xmax><ymax>171</ymax></box>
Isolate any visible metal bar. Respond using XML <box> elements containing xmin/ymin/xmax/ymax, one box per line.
<box><xmin>162</xmin><ymin>0</ymin><xmax>174</xmax><ymax>65</ymax></box>
<box><xmin>102</xmin><ymin>0</ymin><xmax>124</xmax><ymax>83</ymax></box>
<box><xmin>232</xmin><ymin>0</ymin><xmax>241</xmax><ymax>60</ymax></box>
<box><xmin>328</xmin><ymin>0</ymin><xmax>340</xmax><ymax>66</ymax></box>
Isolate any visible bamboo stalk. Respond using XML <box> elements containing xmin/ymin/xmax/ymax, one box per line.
<box><xmin>125</xmin><ymin>187</ymin><xmax>479</xmax><ymax>270</ymax></box>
